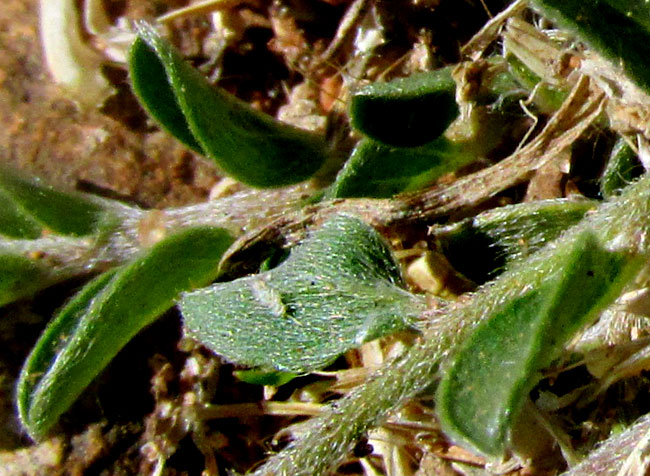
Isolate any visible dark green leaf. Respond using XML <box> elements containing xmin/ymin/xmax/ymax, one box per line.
<box><xmin>16</xmin><ymin>269</ymin><xmax>117</xmax><ymax>437</ymax></box>
<box><xmin>17</xmin><ymin>226</ymin><xmax>233</xmax><ymax>440</ymax></box>
<box><xmin>0</xmin><ymin>168</ymin><xmax>107</xmax><ymax>238</ymax></box>
<box><xmin>601</xmin><ymin>0</ymin><xmax>650</xmax><ymax>32</ymax></box>
<box><xmin>0</xmin><ymin>192</ymin><xmax>42</xmax><ymax>239</ymax></box>
<box><xmin>531</xmin><ymin>0</ymin><xmax>650</xmax><ymax>93</ymax></box>
<box><xmin>129</xmin><ymin>37</ymin><xmax>203</xmax><ymax>154</ymax></box>
<box><xmin>436</xmin><ymin>231</ymin><xmax>640</xmax><ymax>457</ymax></box>
<box><xmin>329</xmin><ymin>136</ymin><xmax>475</xmax><ymax>198</ymax></box>
<box><xmin>181</xmin><ymin>215</ymin><xmax>425</xmax><ymax>373</ymax></box>
<box><xmin>350</xmin><ymin>67</ymin><xmax>458</xmax><ymax>147</ymax></box>
<box><xmin>129</xmin><ymin>24</ymin><xmax>329</xmax><ymax>188</ymax></box>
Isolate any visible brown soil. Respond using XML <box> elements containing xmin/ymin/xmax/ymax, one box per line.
<box><xmin>0</xmin><ymin>0</ymin><xmax>219</xmax><ymax>209</ymax></box>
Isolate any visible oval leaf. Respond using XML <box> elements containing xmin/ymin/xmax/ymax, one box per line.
<box><xmin>181</xmin><ymin>215</ymin><xmax>425</xmax><ymax>373</ymax></box>
<box><xmin>17</xmin><ymin>226</ymin><xmax>233</xmax><ymax>440</ymax></box>
<box><xmin>436</xmin><ymin>231</ymin><xmax>640</xmax><ymax>457</ymax></box>
<box><xmin>129</xmin><ymin>24</ymin><xmax>329</xmax><ymax>188</ymax></box>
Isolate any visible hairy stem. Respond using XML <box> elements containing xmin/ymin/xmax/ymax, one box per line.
<box><xmin>250</xmin><ymin>172</ymin><xmax>650</xmax><ymax>475</ymax></box>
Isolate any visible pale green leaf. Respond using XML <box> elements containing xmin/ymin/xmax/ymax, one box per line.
<box><xmin>181</xmin><ymin>215</ymin><xmax>425</xmax><ymax>373</ymax></box>
<box><xmin>600</xmin><ymin>138</ymin><xmax>642</xmax><ymax>199</ymax></box>
<box><xmin>432</xmin><ymin>198</ymin><xmax>598</xmax><ymax>282</ymax></box>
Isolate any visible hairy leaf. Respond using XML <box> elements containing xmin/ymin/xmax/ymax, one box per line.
<box><xmin>17</xmin><ymin>226</ymin><xmax>233</xmax><ymax>440</ymax></box>
<box><xmin>432</xmin><ymin>198</ymin><xmax>598</xmax><ymax>282</ymax></box>
<box><xmin>601</xmin><ymin>138</ymin><xmax>642</xmax><ymax>199</ymax></box>
<box><xmin>181</xmin><ymin>215</ymin><xmax>425</xmax><ymax>373</ymax></box>
<box><xmin>129</xmin><ymin>24</ymin><xmax>329</xmax><ymax>188</ymax></box>
<box><xmin>436</xmin><ymin>231</ymin><xmax>639</xmax><ymax>457</ymax></box>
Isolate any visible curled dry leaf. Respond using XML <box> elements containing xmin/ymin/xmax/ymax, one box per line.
<box><xmin>39</xmin><ymin>0</ymin><xmax>113</xmax><ymax>107</ymax></box>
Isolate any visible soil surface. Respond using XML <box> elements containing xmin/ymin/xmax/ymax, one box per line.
<box><xmin>0</xmin><ymin>0</ymin><xmax>220</xmax><ymax>208</ymax></box>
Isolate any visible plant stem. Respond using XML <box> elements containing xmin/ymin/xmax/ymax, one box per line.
<box><xmin>249</xmin><ymin>170</ymin><xmax>650</xmax><ymax>475</ymax></box>
<box><xmin>16</xmin><ymin>72</ymin><xmax>601</xmax><ymax>280</ymax></box>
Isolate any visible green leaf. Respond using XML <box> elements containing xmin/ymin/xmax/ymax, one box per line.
<box><xmin>181</xmin><ymin>215</ymin><xmax>425</xmax><ymax>373</ymax></box>
<box><xmin>600</xmin><ymin>138</ymin><xmax>642</xmax><ymax>199</ymax></box>
<box><xmin>0</xmin><ymin>194</ymin><xmax>41</xmax><ymax>239</ymax></box>
<box><xmin>431</xmin><ymin>198</ymin><xmax>598</xmax><ymax>282</ymax></box>
<box><xmin>16</xmin><ymin>269</ymin><xmax>117</xmax><ymax>438</ymax></box>
<box><xmin>349</xmin><ymin>67</ymin><xmax>459</xmax><ymax>147</ymax></box>
<box><xmin>17</xmin><ymin>226</ymin><xmax>233</xmax><ymax>440</ymax></box>
<box><xmin>0</xmin><ymin>253</ymin><xmax>53</xmax><ymax>306</ymax></box>
<box><xmin>0</xmin><ymin>168</ymin><xmax>107</xmax><ymax>238</ymax></box>
<box><xmin>531</xmin><ymin>0</ymin><xmax>650</xmax><ymax>93</ymax></box>
<box><xmin>234</xmin><ymin>369</ymin><xmax>298</xmax><ymax>387</ymax></box>
<box><xmin>129</xmin><ymin>24</ymin><xmax>329</xmax><ymax>188</ymax></box>
<box><xmin>329</xmin><ymin>136</ymin><xmax>477</xmax><ymax>198</ymax></box>
<box><xmin>436</xmin><ymin>231</ymin><xmax>640</xmax><ymax>457</ymax></box>
<box><xmin>504</xmin><ymin>54</ymin><xmax>567</xmax><ymax>113</ymax></box>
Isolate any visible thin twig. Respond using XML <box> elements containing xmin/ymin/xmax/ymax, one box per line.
<box><xmin>316</xmin><ymin>0</ymin><xmax>372</xmax><ymax>68</ymax></box>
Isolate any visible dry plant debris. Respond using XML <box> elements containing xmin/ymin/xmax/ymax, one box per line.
<box><xmin>6</xmin><ymin>0</ymin><xmax>650</xmax><ymax>475</ymax></box>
